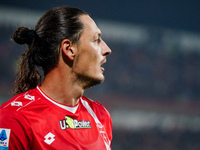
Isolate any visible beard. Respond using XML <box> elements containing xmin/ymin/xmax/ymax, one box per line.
<box><xmin>77</xmin><ymin>73</ymin><xmax>104</xmax><ymax>89</ymax></box>
<box><xmin>73</xmin><ymin>51</ymin><xmax>105</xmax><ymax>89</ymax></box>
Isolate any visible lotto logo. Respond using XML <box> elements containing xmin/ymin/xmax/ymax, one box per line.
<box><xmin>44</xmin><ymin>132</ymin><xmax>55</xmax><ymax>145</ymax></box>
<box><xmin>24</xmin><ymin>94</ymin><xmax>35</xmax><ymax>101</ymax></box>
<box><xmin>11</xmin><ymin>101</ymin><xmax>22</xmax><ymax>107</ymax></box>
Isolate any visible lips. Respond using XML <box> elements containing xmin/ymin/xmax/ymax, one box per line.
<box><xmin>100</xmin><ymin>58</ymin><xmax>106</xmax><ymax>72</ymax></box>
<box><xmin>101</xmin><ymin>67</ymin><xmax>105</xmax><ymax>72</ymax></box>
<box><xmin>101</xmin><ymin>58</ymin><xmax>106</xmax><ymax>65</ymax></box>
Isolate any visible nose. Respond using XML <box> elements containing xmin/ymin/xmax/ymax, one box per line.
<box><xmin>101</xmin><ymin>40</ymin><xmax>112</xmax><ymax>56</ymax></box>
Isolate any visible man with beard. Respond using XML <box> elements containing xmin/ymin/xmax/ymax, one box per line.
<box><xmin>0</xmin><ymin>5</ymin><xmax>112</xmax><ymax>150</ymax></box>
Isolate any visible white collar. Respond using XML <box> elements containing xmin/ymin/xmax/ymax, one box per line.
<box><xmin>37</xmin><ymin>86</ymin><xmax>79</xmax><ymax>114</ymax></box>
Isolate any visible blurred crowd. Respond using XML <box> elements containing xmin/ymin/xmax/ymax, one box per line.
<box><xmin>103</xmin><ymin>33</ymin><xmax>200</xmax><ymax>102</ymax></box>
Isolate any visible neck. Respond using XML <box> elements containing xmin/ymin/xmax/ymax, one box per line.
<box><xmin>40</xmin><ymin>69</ymin><xmax>84</xmax><ymax>106</ymax></box>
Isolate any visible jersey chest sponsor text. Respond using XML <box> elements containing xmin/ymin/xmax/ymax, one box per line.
<box><xmin>59</xmin><ymin>116</ymin><xmax>91</xmax><ymax>130</ymax></box>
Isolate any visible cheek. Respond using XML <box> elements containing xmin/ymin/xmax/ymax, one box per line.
<box><xmin>74</xmin><ymin>53</ymin><xmax>97</xmax><ymax>73</ymax></box>
<box><xmin>80</xmin><ymin>50</ymin><xmax>99</xmax><ymax>66</ymax></box>
<box><xmin>74</xmin><ymin>44</ymin><xmax>101</xmax><ymax>73</ymax></box>
<box><xmin>85</xmin><ymin>55</ymin><xmax>99</xmax><ymax>72</ymax></box>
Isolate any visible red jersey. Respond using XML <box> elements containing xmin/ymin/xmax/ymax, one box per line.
<box><xmin>0</xmin><ymin>86</ymin><xmax>112</xmax><ymax>150</ymax></box>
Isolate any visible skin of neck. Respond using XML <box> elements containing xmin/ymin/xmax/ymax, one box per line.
<box><xmin>40</xmin><ymin>50</ymin><xmax>84</xmax><ymax>106</ymax></box>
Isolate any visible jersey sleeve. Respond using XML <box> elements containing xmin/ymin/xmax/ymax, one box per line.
<box><xmin>0</xmin><ymin>108</ymin><xmax>32</xmax><ymax>150</ymax></box>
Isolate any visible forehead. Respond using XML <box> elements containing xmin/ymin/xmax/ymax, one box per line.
<box><xmin>80</xmin><ymin>15</ymin><xmax>101</xmax><ymax>37</ymax></box>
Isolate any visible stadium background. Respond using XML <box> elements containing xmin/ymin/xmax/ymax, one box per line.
<box><xmin>1</xmin><ymin>0</ymin><xmax>200</xmax><ymax>149</ymax></box>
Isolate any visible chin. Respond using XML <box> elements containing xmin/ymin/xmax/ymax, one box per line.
<box><xmin>86</xmin><ymin>76</ymin><xmax>105</xmax><ymax>89</ymax></box>
<box><xmin>78</xmin><ymin>73</ymin><xmax>105</xmax><ymax>89</ymax></box>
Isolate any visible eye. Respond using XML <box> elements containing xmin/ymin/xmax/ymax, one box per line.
<box><xmin>95</xmin><ymin>38</ymin><xmax>101</xmax><ymax>43</ymax></box>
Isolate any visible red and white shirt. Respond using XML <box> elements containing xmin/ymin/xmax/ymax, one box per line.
<box><xmin>0</xmin><ymin>86</ymin><xmax>112</xmax><ymax>150</ymax></box>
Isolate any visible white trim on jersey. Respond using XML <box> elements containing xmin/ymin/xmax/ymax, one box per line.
<box><xmin>81</xmin><ymin>98</ymin><xmax>111</xmax><ymax>150</ymax></box>
<box><xmin>37</xmin><ymin>86</ymin><xmax>79</xmax><ymax>114</ymax></box>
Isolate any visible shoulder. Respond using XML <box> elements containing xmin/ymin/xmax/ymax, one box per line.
<box><xmin>0</xmin><ymin>91</ymin><xmax>35</xmax><ymax>141</ymax></box>
<box><xmin>0</xmin><ymin>88</ymin><xmax>40</xmax><ymax>112</ymax></box>
<box><xmin>0</xmin><ymin>88</ymin><xmax>42</xmax><ymax>148</ymax></box>
<box><xmin>81</xmin><ymin>96</ymin><xmax>112</xmax><ymax>121</ymax></box>
<box><xmin>81</xmin><ymin>96</ymin><xmax>107</xmax><ymax>111</ymax></box>
<box><xmin>0</xmin><ymin>105</ymin><xmax>32</xmax><ymax>149</ymax></box>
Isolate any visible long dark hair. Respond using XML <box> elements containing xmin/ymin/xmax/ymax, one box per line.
<box><xmin>12</xmin><ymin>5</ymin><xmax>87</xmax><ymax>95</ymax></box>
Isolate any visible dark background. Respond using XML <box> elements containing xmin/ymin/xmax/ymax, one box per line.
<box><xmin>1</xmin><ymin>0</ymin><xmax>200</xmax><ymax>32</ymax></box>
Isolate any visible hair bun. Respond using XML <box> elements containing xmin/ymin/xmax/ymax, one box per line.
<box><xmin>12</xmin><ymin>27</ymin><xmax>35</xmax><ymax>45</ymax></box>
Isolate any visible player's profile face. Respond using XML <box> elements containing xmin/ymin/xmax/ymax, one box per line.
<box><xmin>72</xmin><ymin>15</ymin><xmax>111</xmax><ymax>89</ymax></box>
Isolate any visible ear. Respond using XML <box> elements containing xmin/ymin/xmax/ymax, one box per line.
<box><xmin>61</xmin><ymin>39</ymin><xmax>76</xmax><ymax>60</ymax></box>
